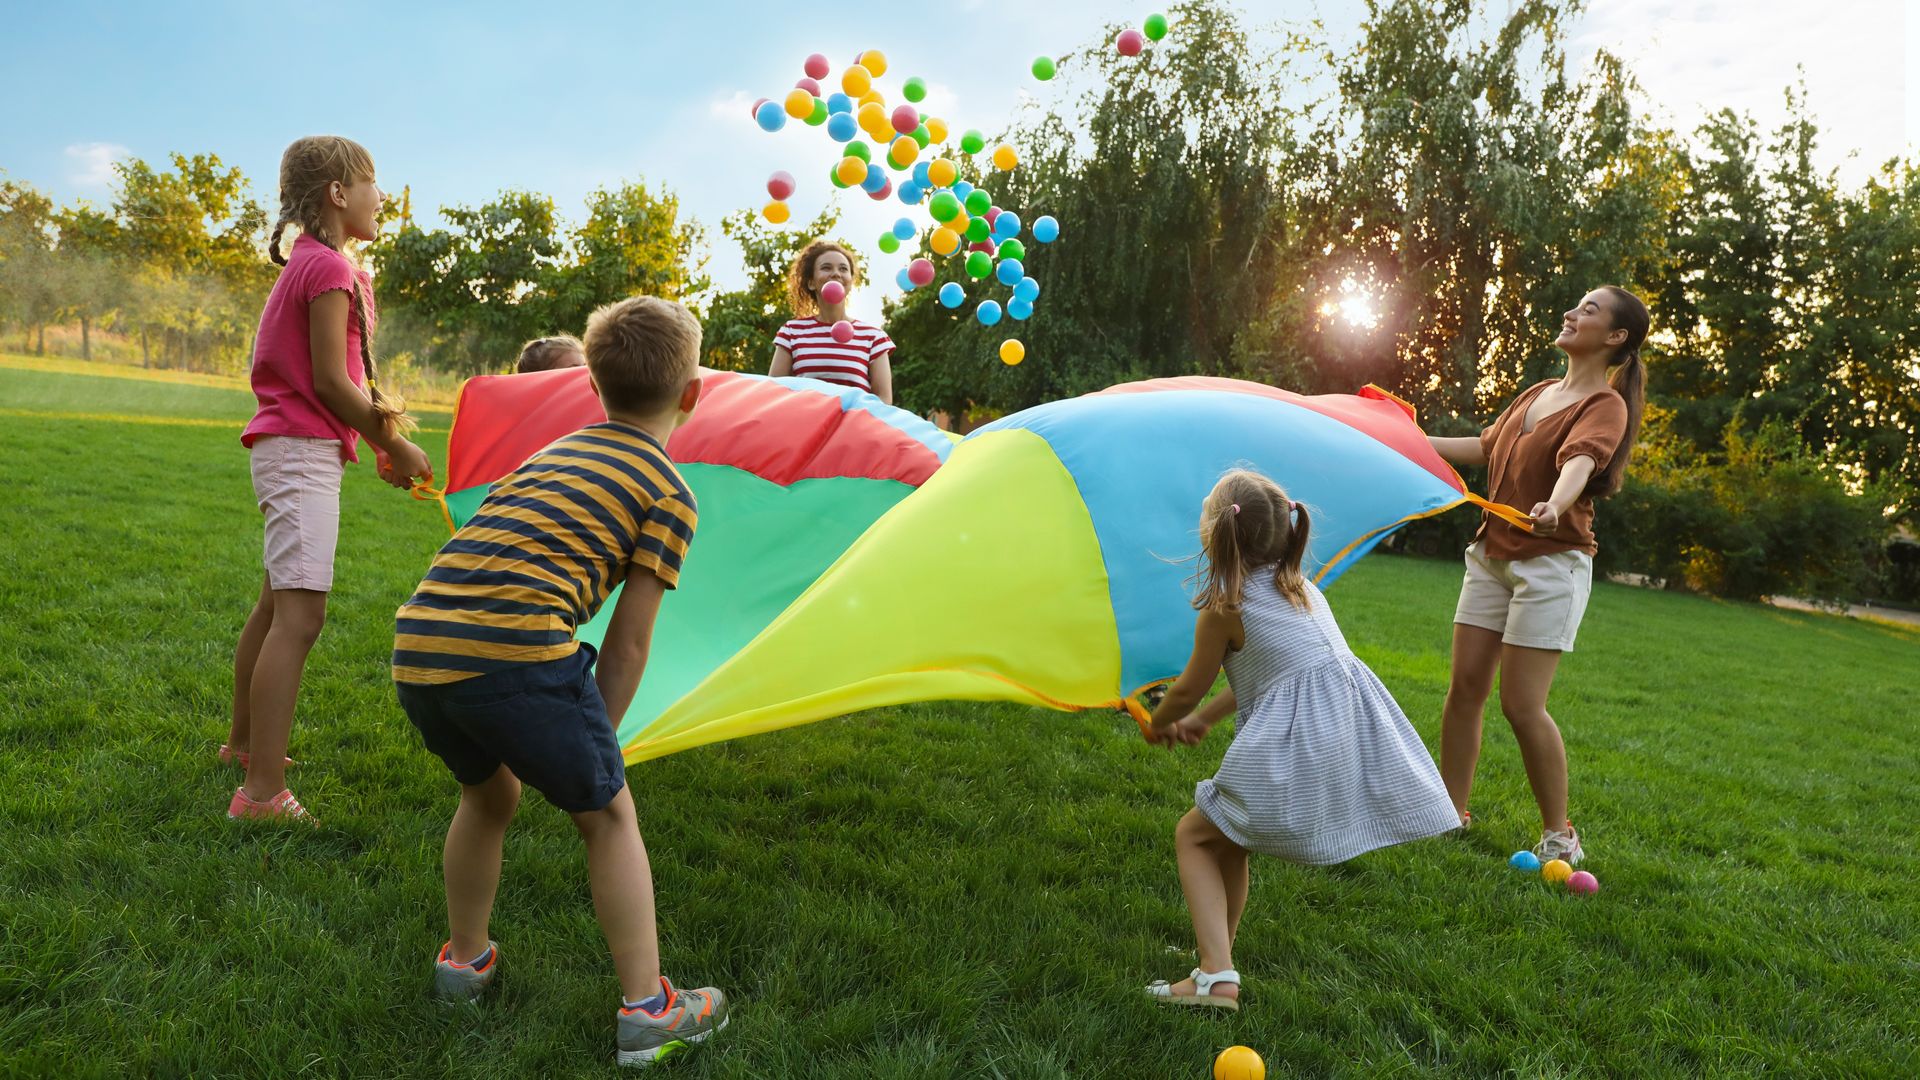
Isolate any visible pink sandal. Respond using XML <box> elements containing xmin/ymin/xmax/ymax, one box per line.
<box><xmin>218</xmin><ymin>744</ymin><xmax>296</xmax><ymax>770</ymax></box>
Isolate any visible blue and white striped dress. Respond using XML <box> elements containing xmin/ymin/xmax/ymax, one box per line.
<box><xmin>1194</xmin><ymin>573</ymin><xmax>1460</xmax><ymax>864</ymax></box>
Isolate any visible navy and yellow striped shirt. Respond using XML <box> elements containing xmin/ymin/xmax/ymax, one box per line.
<box><xmin>393</xmin><ymin>423</ymin><xmax>697</xmax><ymax>685</ymax></box>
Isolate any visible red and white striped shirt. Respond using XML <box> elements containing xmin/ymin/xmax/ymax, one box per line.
<box><xmin>774</xmin><ymin>317</ymin><xmax>894</xmax><ymax>393</ymax></box>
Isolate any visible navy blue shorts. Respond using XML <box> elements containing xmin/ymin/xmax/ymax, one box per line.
<box><xmin>396</xmin><ymin>644</ymin><xmax>626</xmax><ymax>813</ymax></box>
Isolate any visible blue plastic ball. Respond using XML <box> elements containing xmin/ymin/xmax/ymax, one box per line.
<box><xmin>1509</xmin><ymin>850</ymin><xmax>1542</xmax><ymax>872</ymax></box>
<box><xmin>995</xmin><ymin>258</ymin><xmax>1024</xmax><ymax>286</ymax></box>
<box><xmin>950</xmin><ymin>180</ymin><xmax>974</xmax><ymax>202</ymax></box>
<box><xmin>1032</xmin><ymin>215</ymin><xmax>1060</xmax><ymax>243</ymax></box>
<box><xmin>912</xmin><ymin>161</ymin><xmax>932</xmax><ymax>188</ymax></box>
<box><xmin>755</xmin><ymin>101</ymin><xmax>788</xmax><ymax>132</ymax></box>
<box><xmin>827</xmin><ymin>112</ymin><xmax>858</xmax><ymax>142</ymax></box>
<box><xmin>892</xmin><ymin>217</ymin><xmax>917</xmax><ymax>241</ymax></box>
<box><xmin>993</xmin><ymin>211</ymin><xmax>1022</xmax><ymax>238</ymax></box>
<box><xmin>897</xmin><ymin>181</ymin><xmax>923</xmax><ymax>205</ymax></box>
<box><xmin>896</xmin><ymin>268</ymin><xmax>915</xmax><ymax>291</ymax></box>
<box><xmin>861</xmin><ymin>163</ymin><xmax>888</xmax><ymax>192</ymax></box>
<box><xmin>827</xmin><ymin>92</ymin><xmax>854</xmax><ymax>115</ymax></box>
<box><xmin>1014</xmin><ymin>276</ymin><xmax>1040</xmax><ymax>302</ymax></box>
<box><xmin>938</xmin><ymin>282</ymin><xmax>965</xmax><ymax>309</ymax></box>
<box><xmin>1007</xmin><ymin>298</ymin><xmax>1033</xmax><ymax>320</ymax></box>
<box><xmin>976</xmin><ymin>300</ymin><xmax>1003</xmax><ymax>326</ymax></box>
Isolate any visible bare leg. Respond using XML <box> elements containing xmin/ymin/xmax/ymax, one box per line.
<box><xmin>1167</xmin><ymin>808</ymin><xmax>1244</xmax><ymax>1003</ymax></box>
<box><xmin>571</xmin><ymin>786</ymin><xmax>661</xmax><ymax>1004</ymax></box>
<box><xmin>445</xmin><ymin>767</ymin><xmax>522</xmax><ymax>962</ymax></box>
<box><xmin>1440</xmin><ymin>623</ymin><xmax>1505</xmax><ymax>821</ymax></box>
<box><xmin>240</xmin><ymin>588</ymin><xmax>326</xmax><ymax>801</ymax></box>
<box><xmin>227</xmin><ymin>576</ymin><xmax>275</xmax><ymax>752</ymax></box>
<box><xmin>1499</xmin><ymin>644</ymin><xmax>1568</xmax><ymax>831</ymax></box>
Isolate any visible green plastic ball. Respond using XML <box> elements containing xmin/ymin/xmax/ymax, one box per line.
<box><xmin>1031</xmin><ymin>56</ymin><xmax>1056</xmax><ymax>80</ymax></box>
<box><xmin>1144</xmin><ymin>13</ymin><xmax>1168</xmax><ymax>40</ymax></box>
<box><xmin>965</xmin><ymin>217</ymin><xmax>991</xmax><ymax>242</ymax></box>
<box><xmin>845</xmin><ymin>140</ymin><xmax>871</xmax><ymax>163</ymax></box>
<box><xmin>964</xmin><ymin>189</ymin><xmax>992</xmax><ymax>216</ymax></box>
<box><xmin>961</xmin><ymin>129</ymin><xmax>986</xmax><ymax>155</ymax></box>
<box><xmin>903</xmin><ymin>77</ymin><xmax>927</xmax><ymax>102</ymax></box>
<box><xmin>965</xmin><ymin>251</ymin><xmax>992</xmax><ymax>279</ymax></box>
<box><xmin>878</xmin><ymin>233</ymin><xmax>901</xmax><ymax>254</ymax></box>
<box><xmin>997</xmin><ymin>238</ymin><xmax>1026</xmax><ymax>261</ymax></box>
<box><xmin>928</xmin><ymin>191</ymin><xmax>962</xmax><ymax>222</ymax></box>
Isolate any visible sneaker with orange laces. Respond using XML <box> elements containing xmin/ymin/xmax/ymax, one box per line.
<box><xmin>227</xmin><ymin>787</ymin><xmax>314</xmax><ymax>823</ymax></box>
<box><xmin>616</xmin><ymin>977</ymin><xmax>729</xmax><ymax>1067</ymax></box>
<box><xmin>433</xmin><ymin>941</ymin><xmax>499</xmax><ymax>1002</ymax></box>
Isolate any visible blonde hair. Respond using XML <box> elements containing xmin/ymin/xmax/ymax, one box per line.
<box><xmin>583</xmin><ymin>296</ymin><xmax>702</xmax><ymax>413</ymax></box>
<box><xmin>515</xmin><ymin>334</ymin><xmax>586</xmax><ymax>373</ymax></box>
<box><xmin>1190</xmin><ymin>469</ymin><xmax>1313</xmax><ymax>613</ymax></box>
<box><xmin>267</xmin><ymin>135</ymin><xmax>412</xmax><ymax>435</ymax></box>
<box><xmin>786</xmin><ymin>240</ymin><xmax>860</xmax><ymax>319</ymax></box>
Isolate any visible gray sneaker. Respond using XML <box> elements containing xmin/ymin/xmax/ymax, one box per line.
<box><xmin>1534</xmin><ymin>824</ymin><xmax>1586</xmax><ymax>866</ymax></box>
<box><xmin>616</xmin><ymin>979</ymin><xmax>729</xmax><ymax>1068</ymax></box>
<box><xmin>433</xmin><ymin>941</ymin><xmax>499</xmax><ymax>1002</ymax></box>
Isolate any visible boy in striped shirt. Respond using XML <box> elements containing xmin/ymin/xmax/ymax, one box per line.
<box><xmin>393</xmin><ymin>296</ymin><xmax>729</xmax><ymax>1065</ymax></box>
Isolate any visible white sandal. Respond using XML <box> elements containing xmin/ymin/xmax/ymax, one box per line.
<box><xmin>1145</xmin><ymin>967</ymin><xmax>1241</xmax><ymax>1011</ymax></box>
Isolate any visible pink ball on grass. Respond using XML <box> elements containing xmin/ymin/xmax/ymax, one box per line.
<box><xmin>830</xmin><ymin>319</ymin><xmax>855</xmax><ymax>343</ymax></box>
<box><xmin>1117</xmin><ymin>28</ymin><xmax>1146</xmax><ymax>56</ymax></box>
<box><xmin>819</xmin><ymin>280</ymin><xmax>847</xmax><ymax>305</ymax></box>
<box><xmin>1567</xmin><ymin>871</ymin><xmax>1600</xmax><ymax>895</ymax></box>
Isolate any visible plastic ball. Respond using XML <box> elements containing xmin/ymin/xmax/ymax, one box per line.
<box><xmin>827</xmin><ymin>92</ymin><xmax>854</xmax><ymax>115</ymax></box>
<box><xmin>829</xmin><ymin>163</ymin><xmax>851</xmax><ymax>189</ymax></box>
<box><xmin>1541</xmin><ymin>859</ymin><xmax>1574</xmax><ymax>885</ymax></box>
<box><xmin>1568</xmin><ymin>871</ymin><xmax>1600</xmax><ymax>895</ymax></box>
<box><xmin>755</xmin><ymin>101</ymin><xmax>787</xmax><ymax>132</ymax></box>
<box><xmin>938</xmin><ymin>282</ymin><xmax>965</xmax><ymax>308</ymax></box>
<box><xmin>895</xmin><ymin>267</ymin><xmax>915</xmax><ymax>291</ymax></box>
<box><xmin>995</xmin><ymin>257</ymin><xmax>1024</xmax><ymax>286</ymax></box>
<box><xmin>1214</xmin><ymin>1045</ymin><xmax>1265</xmax><ymax>1080</ymax></box>
<box><xmin>766</xmin><ymin>171</ymin><xmax>796</xmax><ymax>201</ymax></box>
<box><xmin>999</xmin><ymin>339</ymin><xmax>1025</xmax><ymax>365</ymax></box>
<box><xmin>912</xmin><ymin>161</ymin><xmax>933</xmax><ymax>187</ymax></box>
<box><xmin>993</xmin><ymin>211</ymin><xmax>1022</xmax><ymax>237</ymax></box>
<box><xmin>1032</xmin><ymin>56</ymin><xmax>1056</xmax><ymax>80</ymax></box>
<box><xmin>962</xmin><ymin>190</ymin><xmax>990</xmax><ymax>217</ymax></box>
<box><xmin>835</xmin><ymin>157</ymin><xmax>868</xmax><ymax>186</ymax></box>
<box><xmin>804</xmin><ymin>98</ymin><xmax>828</xmax><ymax>126</ymax></box>
<box><xmin>1007</xmin><ymin>297</ymin><xmax>1033</xmax><ymax>320</ymax></box>
<box><xmin>927</xmin><ymin>158</ymin><xmax>957</xmax><ymax>188</ymax></box>
<box><xmin>818</xmin><ymin>280</ymin><xmax>846</xmax><ymax>305</ymax></box>
<box><xmin>1032</xmin><ymin>215</ymin><xmax>1060</xmax><ymax>243</ymax></box>
<box><xmin>897</xmin><ymin>181</ymin><xmax>924</xmax><ymax>205</ymax></box>
<box><xmin>859</xmin><ymin>88</ymin><xmax>885</xmax><ymax>108</ymax></box>
<box><xmin>903</xmin><ymin>76</ymin><xmax>927</xmax><ymax>102</ymax></box>
<box><xmin>805</xmin><ymin>53</ymin><xmax>831</xmax><ymax>80</ymax></box>
<box><xmin>976</xmin><ymin>299</ymin><xmax>1002</xmax><ymax>325</ymax></box>
<box><xmin>925</xmin><ymin>117</ymin><xmax>949</xmax><ymax>143</ymax></box>
<box><xmin>856</xmin><ymin>101</ymin><xmax>885</xmax><ymax>132</ymax></box>
<box><xmin>907</xmin><ymin>258</ymin><xmax>935</xmax><ymax>286</ymax></box>
<box><xmin>889</xmin><ymin>137</ymin><xmax>919</xmax><ymax>169</ymax></box>
<box><xmin>1117</xmin><ymin>28</ymin><xmax>1146</xmax><ymax>56</ymax></box>
<box><xmin>842</xmin><ymin>64</ymin><xmax>873</xmax><ymax>97</ymax></box>
<box><xmin>951</xmin><ymin>180</ymin><xmax>975</xmax><ymax>202</ymax></box>
<box><xmin>961</xmin><ymin>129</ymin><xmax>986</xmax><ymax>155</ymax></box>
<box><xmin>891</xmin><ymin>105</ymin><xmax>920</xmax><ymax>135</ymax></box>
<box><xmin>827</xmin><ymin>112</ymin><xmax>859</xmax><ymax>142</ymax></box>
<box><xmin>845</xmin><ymin>140</ymin><xmax>872</xmax><ymax>163</ymax></box>
<box><xmin>968</xmin><ymin>240</ymin><xmax>994</xmax><ymax>253</ymax></box>
<box><xmin>930</xmin><ymin>228</ymin><xmax>961</xmax><ymax>255</ymax></box>
<box><xmin>1144</xmin><ymin>12</ymin><xmax>1169</xmax><ymax>40</ymax></box>
<box><xmin>928</xmin><ymin>191</ymin><xmax>962</xmax><ymax>223</ymax></box>
<box><xmin>882</xmin><ymin>217</ymin><xmax>912</xmax><ymax>243</ymax></box>
<box><xmin>795</xmin><ymin>77</ymin><xmax>822</xmax><ymax>97</ymax></box>
<box><xmin>856</xmin><ymin>49</ymin><xmax>887</xmax><ymax>77</ymax></box>
<box><xmin>1509</xmin><ymin>850</ymin><xmax>1542</xmax><ymax>872</ymax></box>
<box><xmin>997</xmin><ymin>238</ymin><xmax>1026</xmax><ymax>261</ymax></box>
<box><xmin>783</xmin><ymin>89</ymin><xmax>815</xmax><ymax>119</ymax></box>
<box><xmin>830</xmin><ymin>319</ymin><xmax>855</xmax><ymax>343</ymax></box>
<box><xmin>866</xmin><ymin>177</ymin><xmax>893</xmax><ymax>201</ymax></box>
<box><xmin>910</xmin><ymin>124</ymin><xmax>931</xmax><ymax>148</ymax></box>
<box><xmin>762</xmin><ymin>200</ymin><xmax>789</xmax><ymax>224</ymax></box>
<box><xmin>965</xmin><ymin>251</ymin><xmax>992</xmax><ymax>279</ymax></box>
<box><xmin>1013</xmin><ymin>276</ymin><xmax>1040</xmax><ymax>302</ymax></box>
<box><xmin>877</xmin><ymin>233</ymin><xmax>901</xmax><ymax>254</ymax></box>
<box><xmin>992</xmin><ymin>144</ymin><xmax>1019</xmax><ymax>171</ymax></box>
<box><xmin>965</xmin><ymin>217</ymin><xmax>991</xmax><ymax>242</ymax></box>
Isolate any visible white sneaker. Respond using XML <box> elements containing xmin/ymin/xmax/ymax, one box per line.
<box><xmin>1534</xmin><ymin>824</ymin><xmax>1585</xmax><ymax>866</ymax></box>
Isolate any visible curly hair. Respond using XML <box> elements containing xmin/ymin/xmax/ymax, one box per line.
<box><xmin>786</xmin><ymin>240</ymin><xmax>860</xmax><ymax>319</ymax></box>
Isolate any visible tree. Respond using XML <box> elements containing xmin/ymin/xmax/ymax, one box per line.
<box><xmin>0</xmin><ymin>181</ymin><xmax>61</xmax><ymax>354</ymax></box>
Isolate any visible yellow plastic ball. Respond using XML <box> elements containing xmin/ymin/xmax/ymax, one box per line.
<box><xmin>835</xmin><ymin>156</ymin><xmax>868</xmax><ymax>186</ymax></box>
<box><xmin>927</xmin><ymin>158</ymin><xmax>957</xmax><ymax>188</ymax></box>
<box><xmin>1541</xmin><ymin>858</ymin><xmax>1573</xmax><ymax>885</ymax></box>
<box><xmin>857</xmin><ymin>49</ymin><xmax>888</xmax><ymax>77</ymax></box>
<box><xmin>858</xmin><ymin>102</ymin><xmax>888</xmax><ymax>132</ymax></box>
<box><xmin>929</xmin><ymin>228</ymin><xmax>961</xmax><ymax>255</ymax></box>
<box><xmin>762</xmin><ymin>200</ymin><xmax>790</xmax><ymax>224</ymax></box>
<box><xmin>889</xmin><ymin>137</ymin><xmax>920</xmax><ymax>168</ymax></box>
<box><xmin>783</xmin><ymin>89</ymin><xmax>815</xmax><ymax>120</ymax></box>
<box><xmin>992</xmin><ymin>144</ymin><xmax>1019</xmax><ymax>171</ymax></box>
<box><xmin>842</xmin><ymin>64</ymin><xmax>873</xmax><ymax>97</ymax></box>
<box><xmin>998</xmin><ymin>339</ymin><xmax>1025</xmax><ymax>365</ymax></box>
<box><xmin>1214</xmin><ymin>1045</ymin><xmax>1265</xmax><ymax>1080</ymax></box>
<box><xmin>925</xmin><ymin>117</ymin><xmax>949</xmax><ymax>143</ymax></box>
<box><xmin>859</xmin><ymin>89</ymin><xmax>886</xmax><ymax>109</ymax></box>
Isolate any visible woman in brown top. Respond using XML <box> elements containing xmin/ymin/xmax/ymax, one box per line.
<box><xmin>1426</xmin><ymin>286</ymin><xmax>1648</xmax><ymax>867</ymax></box>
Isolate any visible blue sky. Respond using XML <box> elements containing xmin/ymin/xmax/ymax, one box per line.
<box><xmin>6</xmin><ymin>1</ymin><xmax>1914</xmax><ymax>323</ymax></box>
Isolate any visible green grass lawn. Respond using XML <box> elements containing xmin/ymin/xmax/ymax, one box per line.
<box><xmin>2</xmin><ymin>356</ymin><xmax>1916</xmax><ymax>1078</ymax></box>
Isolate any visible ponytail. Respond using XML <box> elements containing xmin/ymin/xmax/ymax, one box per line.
<box><xmin>1272</xmin><ymin>503</ymin><xmax>1312</xmax><ymax>611</ymax></box>
<box><xmin>267</xmin><ymin>217</ymin><xmax>291</xmax><ymax>266</ymax></box>
<box><xmin>1593</xmin><ymin>285</ymin><xmax>1649</xmax><ymax>497</ymax></box>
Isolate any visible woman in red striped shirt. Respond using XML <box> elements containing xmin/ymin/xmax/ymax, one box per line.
<box><xmin>768</xmin><ymin>240</ymin><xmax>895</xmax><ymax>404</ymax></box>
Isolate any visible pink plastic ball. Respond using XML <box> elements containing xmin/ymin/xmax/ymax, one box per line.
<box><xmin>969</xmin><ymin>240</ymin><xmax>994</xmax><ymax>253</ymax></box>
<box><xmin>1117</xmin><ymin>28</ymin><xmax>1146</xmax><ymax>56</ymax></box>
<box><xmin>804</xmin><ymin>53</ymin><xmax>830</xmax><ymax>80</ymax></box>
<box><xmin>891</xmin><ymin>105</ymin><xmax>920</xmax><ymax>135</ymax></box>
<box><xmin>830</xmin><ymin>319</ymin><xmax>855</xmax><ymax>343</ymax></box>
<box><xmin>767</xmin><ymin>170</ymin><xmax>796</xmax><ymax>201</ymax></box>
<box><xmin>751</xmin><ymin>97</ymin><xmax>770</xmax><ymax>119</ymax></box>
<box><xmin>819</xmin><ymin>280</ymin><xmax>847</xmax><ymax>305</ymax></box>
<box><xmin>866</xmin><ymin>178</ymin><xmax>893</xmax><ymax>201</ymax></box>
<box><xmin>1567</xmin><ymin>871</ymin><xmax>1600</xmax><ymax>895</ymax></box>
<box><xmin>984</xmin><ymin>207</ymin><xmax>1001</xmax><ymax>226</ymax></box>
<box><xmin>907</xmin><ymin>258</ymin><xmax>935</xmax><ymax>286</ymax></box>
<box><xmin>795</xmin><ymin>77</ymin><xmax>821</xmax><ymax>97</ymax></box>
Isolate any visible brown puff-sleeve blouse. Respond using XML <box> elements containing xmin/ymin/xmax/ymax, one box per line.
<box><xmin>1475</xmin><ymin>380</ymin><xmax>1629</xmax><ymax>561</ymax></box>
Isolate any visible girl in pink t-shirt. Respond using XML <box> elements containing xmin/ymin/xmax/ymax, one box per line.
<box><xmin>224</xmin><ymin>136</ymin><xmax>430</xmax><ymax>822</ymax></box>
<box><xmin>768</xmin><ymin>240</ymin><xmax>895</xmax><ymax>403</ymax></box>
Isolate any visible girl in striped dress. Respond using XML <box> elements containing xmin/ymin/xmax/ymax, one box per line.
<box><xmin>768</xmin><ymin>240</ymin><xmax>895</xmax><ymax>403</ymax></box>
<box><xmin>1143</xmin><ymin>469</ymin><xmax>1459</xmax><ymax>1011</ymax></box>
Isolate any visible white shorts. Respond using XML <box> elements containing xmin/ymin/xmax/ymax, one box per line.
<box><xmin>250</xmin><ymin>436</ymin><xmax>345</xmax><ymax>592</ymax></box>
<box><xmin>1453</xmin><ymin>540</ymin><xmax>1593</xmax><ymax>653</ymax></box>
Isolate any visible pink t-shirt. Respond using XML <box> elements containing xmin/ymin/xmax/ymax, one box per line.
<box><xmin>241</xmin><ymin>234</ymin><xmax>375</xmax><ymax>463</ymax></box>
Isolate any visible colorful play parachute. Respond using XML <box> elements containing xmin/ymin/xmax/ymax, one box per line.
<box><xmin>624</xmin><ymin>376</ymin><xmax>1528</xmax><ymax>761</ymax></box>
<box><xmin>437</xmin><ymin>366</ymin><xmax>953</xmax><ymax>736</ymax></box>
